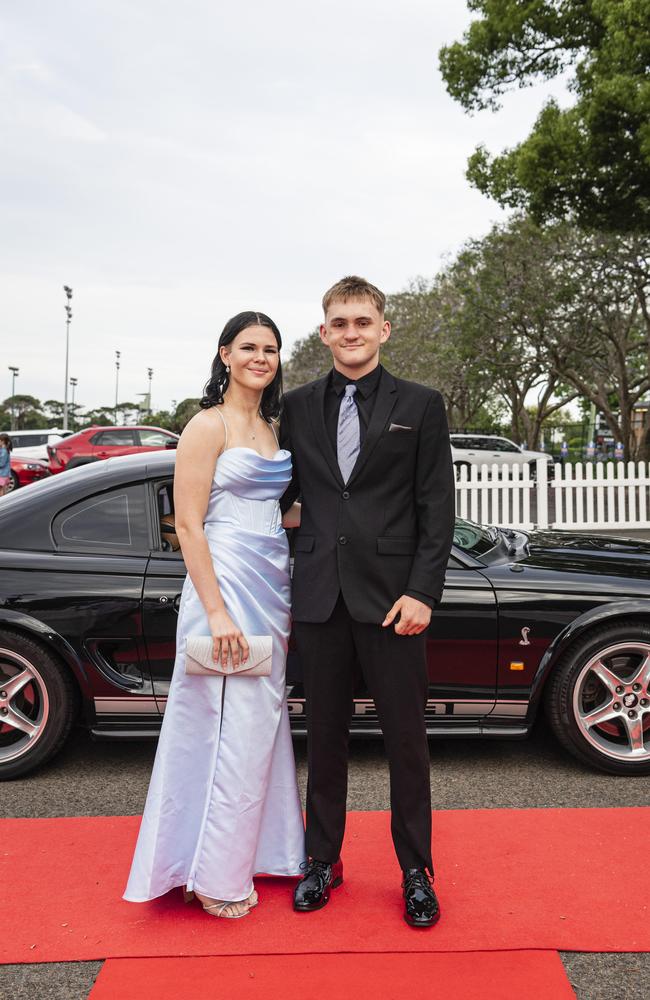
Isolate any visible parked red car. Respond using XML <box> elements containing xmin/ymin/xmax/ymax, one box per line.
<box><xmin>7</xmin><ymin>456</ymin><xmax>52</xmax><ymax>491</ymax></box>
<box><xmin>47</xmin><ymin>425</ymin><xmax>179</xmax><ymax>472</ymax></box>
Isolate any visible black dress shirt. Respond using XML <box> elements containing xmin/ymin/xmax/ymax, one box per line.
<box><xmin>324</xmin><ymin>364</ymin><xmax>382</xmax><ymax>454</ymax></box>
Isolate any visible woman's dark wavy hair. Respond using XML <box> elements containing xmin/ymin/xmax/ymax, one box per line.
<box><xmin>200</xmin><ymin>311</ymin><xmax>283</xmax><ymax>421</ymax></box>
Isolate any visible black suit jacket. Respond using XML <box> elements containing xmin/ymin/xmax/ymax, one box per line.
<box><xmin>280</xmin><ymin>367</ymin><xmax>455</xmax><ymax>624</ymax></box>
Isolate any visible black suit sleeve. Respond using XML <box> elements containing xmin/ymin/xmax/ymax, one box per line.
<box><xmin>406</xmin><ymin>390</ymin><xmax>455</xmax><ymax>604</ymax></box>
<box><xmin>279</xmin><ymin>397</ymin><xmax>301</xmax><ymax>515</ymax></box>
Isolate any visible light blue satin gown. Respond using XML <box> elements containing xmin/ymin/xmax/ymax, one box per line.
<box><xmin>124</xmin><ymin>428</ymin><xmax>306</xmax><ymax>904</ymax></box>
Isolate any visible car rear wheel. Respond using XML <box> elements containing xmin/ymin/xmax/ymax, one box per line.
<box><xmin>0</xmin><ymin>632</ymin><xmax>77</xmax><ymax>780</ymax></box>
<box><xmin>453</xmin><ymin>461</ymin><xmax>471</xmax><ymax>477</ymax></box>
<box><xmin>65</xmin><ymin>456</ymin><xmax>100</xmax><ymax>470</ymax></box>
<box><xmin>7</xmin><ymin>471</ymin><xmax>19</xmax><ymax>492</ymax></box>
<box><xmin>545</xmin><ymin>622</ymin><xmax>650</xmax><ymax>775</ymax></box>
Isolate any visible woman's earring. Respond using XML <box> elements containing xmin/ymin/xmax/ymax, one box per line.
<box><xmin>225</xmin><ymin>365</ymin><xmax>230</xmax><ymax>373</ymax></box>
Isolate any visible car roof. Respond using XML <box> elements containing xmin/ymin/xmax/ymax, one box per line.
<box><xmin>0</xmin><ymin>450</ymin><xmax>176</xmax><ymax>549</ymax></box>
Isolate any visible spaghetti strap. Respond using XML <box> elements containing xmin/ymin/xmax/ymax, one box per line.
<box><xmin>269</xmin><ymin>419</ymin><xmax>280</xmax><ymax>449</ymax></box>
<box><xmin>214</xmin><ymin>406</ymin><xmax>229</xmax><ymax>449</ymax></box>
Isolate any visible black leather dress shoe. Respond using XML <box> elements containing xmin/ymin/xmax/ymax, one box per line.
<box><xmin>293</xmin><ymin>858</ymin><xmax>344</xmax><ymax>911</ymax></box>
<box><xmin>402</xmin><ymin>868</ymin><xmax>440</xmax><ymax>928</ymax></box>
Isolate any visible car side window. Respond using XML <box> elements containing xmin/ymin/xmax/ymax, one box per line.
<box><xmin>52</xmin><ymin>485</ymin><xmax>150</xmax><ymax>553</ymax></box>
<box><xmin>10</xmin><ymin>434</ymin><xmax>47</xmax><ymax>448</ymax></box>
<box><xmin>493</xmin><ymin>439</ymin><xmax>520</xmax><ymax>453</ymax></box>
<box><xmin>91</xmin><ymin>430</ymin><xmax>138</xmax><ymax>446</ymax></box>
<box><xmin>154</xmin><ymin>480</ymin><xmax>183</xmax><ymax>558</ymax></box>
<box><xmin>139</xmin><ymin>429</ymin><xmax>176</xmax><ymax>447</ymax></box>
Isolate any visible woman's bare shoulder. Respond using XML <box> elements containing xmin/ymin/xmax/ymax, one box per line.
<box><xmin>178</xmin><ymin>407</ymin><xmax>225</xmax><ymax>454</ymax></box>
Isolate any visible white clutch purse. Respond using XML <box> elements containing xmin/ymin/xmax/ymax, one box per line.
<box><xmin>184</xmin><ymin>634</ymin><xmax>272</xmax><ymax>676</ymax></box>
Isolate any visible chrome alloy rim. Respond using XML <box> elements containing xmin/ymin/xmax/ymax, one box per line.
<box><xmin>0</xmin><ymin>648</ymin><xmax>50</xmax><ymax>763</ymax></box>
<box><xmin>573</xmin><ymin>642</ymin><xmax>650</xmax><ymax>763</ymax></box>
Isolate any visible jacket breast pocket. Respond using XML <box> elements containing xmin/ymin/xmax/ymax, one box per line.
<box><xmin>377</xmin><ymin>536</ymin><xmax>417</xmax><ymax>555</ymax></box>
<box><xmin>294</xmin><ymin>534</ymin><xmax>315</xmax><ymax>553</ymax></box>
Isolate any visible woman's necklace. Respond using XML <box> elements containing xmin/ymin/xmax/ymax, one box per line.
<box><xmin>223</xmin><ymin>405</ymin><xmax>262</xmax><ymax>440</ymax></box>
<box><xmin>250</xmin><ymin>411</ymin><xmax>263</xmax><ymax>440</ymax></box>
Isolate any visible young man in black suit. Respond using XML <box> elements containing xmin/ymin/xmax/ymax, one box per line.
<box><xmin>280</xmin><ymin>276</ymin><xmax>455</xmax><ymax>927</ymax></box>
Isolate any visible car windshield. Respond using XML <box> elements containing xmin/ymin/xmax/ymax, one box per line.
<box><xmin>453</xmin><ymin>517</ymin><xmax>499</xmax><ymax>557</ymax></box>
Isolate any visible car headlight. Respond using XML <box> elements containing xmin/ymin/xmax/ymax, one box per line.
<box><xmin>26</xmin><ymin>463</ymin><xmax>46</xmax><ymax>470</ymax></box>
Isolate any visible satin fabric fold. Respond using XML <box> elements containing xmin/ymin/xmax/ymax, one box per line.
<box><xmin>124</xmin><ymin>447</ymin><xmax>306</xmax><ymax>904</ymax></box>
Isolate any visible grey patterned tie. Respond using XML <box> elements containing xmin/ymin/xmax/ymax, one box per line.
<box><xmin>337</xmin><ymin>384</ymin><xmax>360</xmax><ymax>483</ymax></box>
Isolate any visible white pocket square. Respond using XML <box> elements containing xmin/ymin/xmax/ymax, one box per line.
<box><xmin>388</xmin><ymin>422</ymin><xmax>413</xmax><ymax>432</ymax></box>
<box><xmin>185</xmin><ymin>634</ymin><xmax>272</xmax><ymax>676</ymax></box>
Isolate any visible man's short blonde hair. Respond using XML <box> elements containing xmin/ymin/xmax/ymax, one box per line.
<box><xmin>322</xmin><ymin>275</ymin><xmax>386</xmax><ymax>317</ymax></box>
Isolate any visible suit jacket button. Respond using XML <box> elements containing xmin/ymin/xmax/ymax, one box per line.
<box><xmin>342</xmin><ymin>490</ymin><xmax>350</xmax><ymax>499</ymax></box>
<box><xmin>338</xmin><ymin>535</ymin><xmax>347</xmax><ymax>545</ymax></box>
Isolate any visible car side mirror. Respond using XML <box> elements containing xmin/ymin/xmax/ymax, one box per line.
<box><xmin>165</xmin><ymin>440</ymin><xmax>178</xmax><ymax>449</ymax></box>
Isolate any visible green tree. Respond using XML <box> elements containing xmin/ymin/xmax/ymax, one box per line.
<box><xmin>439</xmin><ymin>0</ymin><xmax>650</xmax><ymax>231</ymax></box>
<box><xmin>173</xmin><ymin>398</ymin><xmax>201</xmax><ymax>431</ymax></box>
<box><xmin>1</xmin><ymin>395</ymin><xmax>45</xmax><ymax>429</ymax></box>
<box><xmin>283</xmin><ymin>329</ymin><xmax>330</xmax><ymax>390</ymax></box>
<box><xmin>448</xmin><ymin>218</ymin><xmax>580</xmax><ymax>448</ymax></box>
<box><xmin>79</xmin><ymin>407</ymin><xmax>115</xmax><ymax>428</ymax></box>
<box><xmin>384</xmin><ymin>278</ymin><xmax>499</xmax><ymax>429</ymax></box>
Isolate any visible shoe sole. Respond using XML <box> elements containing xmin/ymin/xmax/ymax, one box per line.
<box><xmin>404</xmin><ymin>909</ymin><xmax>441</xmax><ymax>928</ymax></box>
<box><xmin>293</xmin><ymin>876</ymin><xmax>343</xmax><ymax>912</ymax></box>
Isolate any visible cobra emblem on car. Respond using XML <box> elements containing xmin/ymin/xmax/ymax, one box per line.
<box><xmin>519</xmin><ymin>627</ymin><xmax>531</xmax><ymax>646</ymax></box>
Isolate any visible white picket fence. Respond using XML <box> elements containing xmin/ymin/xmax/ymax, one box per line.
<box><xmin>455</xmin><ymin>460</ymin><xmax>650</xmax><ymax>531</ymax></box>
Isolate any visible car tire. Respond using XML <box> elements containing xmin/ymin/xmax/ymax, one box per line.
<box><xmin>545</xmin><ymin>621</ymin><xmax>650</xmax><ymax>775</ymax></box>
<box><xmin>65</xmin><ymin>456</ymin><xmax>100</xmax><ymax>470</ymax></box>
<box><xmin>0</xmin><ymin>631</ymin><xmax>78</xmax><ymax>780</ymax></box>
<box><xmin>7</xmin><ymin>471</ymin><xmax>19</xmax><ymax>492</ymax></box>
<box><xmin>453</xmin><ymin>461</ymin><xmax>471</xmax><ymax>477</ymax></box>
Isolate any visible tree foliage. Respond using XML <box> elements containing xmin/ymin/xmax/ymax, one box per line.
<box><xmin>282</xmin><ymin>328</ymin><xmax>331</xmax><ymax>390</ymax></box>
<box><xmin>439</xmin><ymin>0</ymin><xmax>650</xmax><ymax>231</ymax></box>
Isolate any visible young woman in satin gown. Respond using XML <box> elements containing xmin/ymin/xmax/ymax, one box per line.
<box><xmin>124</xmin><ymin>311</ymin><xmax>306</xmax><ymax>918</ymax></box>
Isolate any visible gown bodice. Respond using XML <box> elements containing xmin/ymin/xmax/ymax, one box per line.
<box><xmin>204</xmin><ymin>447</ymin><xmax>292</xmax><ymax>537</ymax></box>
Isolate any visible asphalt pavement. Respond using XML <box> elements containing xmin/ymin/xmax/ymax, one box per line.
<box><xmin>3</xmin><ymin>717</ymin><xmax>649</xmax><ymax>999</ymax></box>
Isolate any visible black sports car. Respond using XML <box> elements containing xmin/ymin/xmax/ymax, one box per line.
<box><xmin>1</xmin><ymin>450</ymin><xmax>649</xmax><ymax>780</ymax></box>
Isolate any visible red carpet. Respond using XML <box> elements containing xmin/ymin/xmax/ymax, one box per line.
<box><xmin>1</xmin><ymin>808</ymin><xmax>648</xmax><ymax>963</ymax></box>
<box><xmin>88</xmin><ymin>951</ymin><xmax>576</xmax><ymax>999</ymax></box>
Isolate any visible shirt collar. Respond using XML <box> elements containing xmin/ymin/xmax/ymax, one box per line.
<box><xmin>330</xmin><ymin>364</ymin><xmax>382</xmax><ymax>399</ymax></box>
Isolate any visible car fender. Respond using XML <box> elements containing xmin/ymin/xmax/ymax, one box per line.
<box><xmin>0</xmin><ymin>608</ymin><xmax>91</xmax><ymax>694</ymax></box>
<box><xmin>528</xmin><ymin>598</ymin><xmax>650</xmax><ymax>714</ymax></box>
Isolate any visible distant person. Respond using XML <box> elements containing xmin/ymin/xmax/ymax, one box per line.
<box><xmin>124</xmin><ymin>311</ymin><xmax>305</xmax><ymax>918</ymax></box>
<box><xmin>0</xmin><ymin>434</ymin><xmax>13</xmax><ymax>496</ymax></box>
<box><xmin>280</xmin><ymin>276</ymin><xmax>455</xmax><ymax>928</ymax></box>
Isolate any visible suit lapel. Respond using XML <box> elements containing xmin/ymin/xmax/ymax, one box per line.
<box><xmin>308</xmin><ymin>375</ymin><xmax>344</xmax><ymax>487</ymax></box>
<box><xmin>347</xmin><ymin>369</ymin><xmax>397</xmax><ymax>486</ymax></box>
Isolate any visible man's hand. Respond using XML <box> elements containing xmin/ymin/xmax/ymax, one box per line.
<box><xmin>382</xmin><ymin>595</ymin><xmax>432</xmax><ymax>635</ymax></box>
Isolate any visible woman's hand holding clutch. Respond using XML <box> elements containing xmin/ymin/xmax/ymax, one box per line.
<box><xmin>207</xmin><ymin>610</ymin><xmax>250</xmax><ymax>668</ymax></box>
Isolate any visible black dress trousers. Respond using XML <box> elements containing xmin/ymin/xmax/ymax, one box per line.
<box><xmin>294</xmin><ymin>593</ymin><xmax>433</xmax><ymax>873</ymax></box>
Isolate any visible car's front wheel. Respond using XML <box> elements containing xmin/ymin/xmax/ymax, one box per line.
<box><xmin>0</xmin><ymin>631</ymin><xmax>77</xmax><ymax>780</ymax></box>
<box><xmin>545</xmin><ymin>621</ymin><xmax>650</xmax><ymax>775</ymax></box>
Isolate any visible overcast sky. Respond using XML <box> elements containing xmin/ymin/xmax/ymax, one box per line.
<box><xmin>1</xmin><ymin>1</ymin><xmax>570</xmax><ymax>415</ymax></box>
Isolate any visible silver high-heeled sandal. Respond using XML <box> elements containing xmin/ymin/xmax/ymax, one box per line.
<box><xmin>182</xmin><ymin>886</ymin><xmax>251</xmax><ymax>919</ymax></box>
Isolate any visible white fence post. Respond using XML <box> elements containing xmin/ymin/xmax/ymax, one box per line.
<box><xmin>536</xmin><ymin>458</ymin><xmax>548</xmax><ymax>529</ymax></box>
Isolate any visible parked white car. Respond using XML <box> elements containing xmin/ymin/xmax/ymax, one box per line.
<box><xmin>450</xmin><ymin>434</ymin><xmax>553</xmax><ymax>476</ymax></box>
<box><xmin>1</xmin><ymin>429</ymin><xmax>74</xmax><ymax>462</ymax></box>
